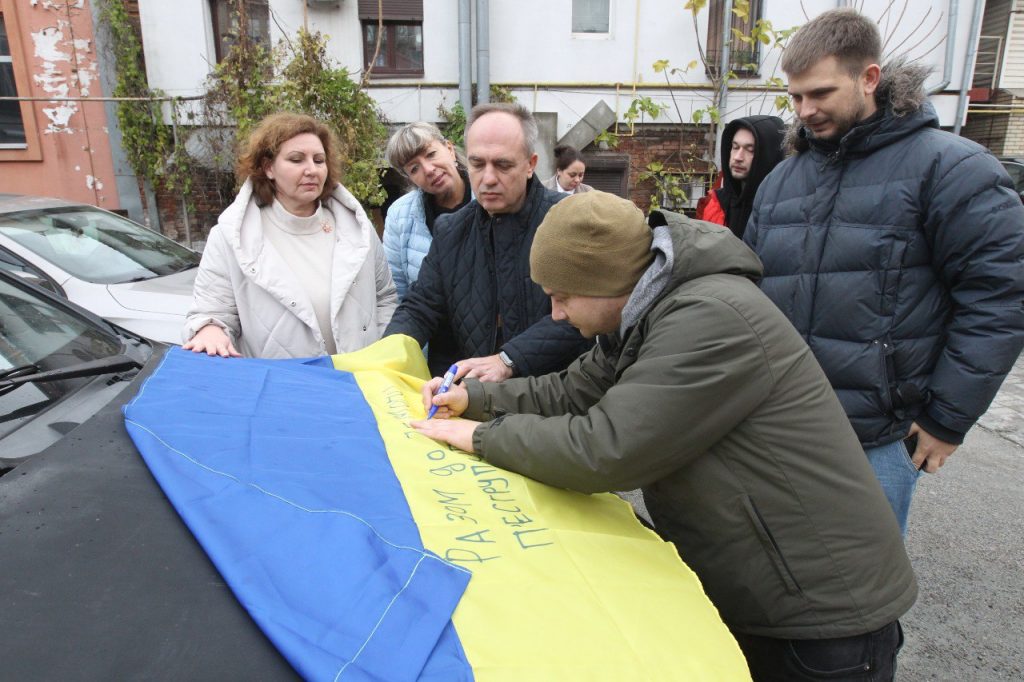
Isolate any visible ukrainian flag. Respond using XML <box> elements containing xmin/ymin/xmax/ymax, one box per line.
<box><xmin>124</xmin><ymin>336</ymin><xmax>749</xmax><ymax>681</ymax></box>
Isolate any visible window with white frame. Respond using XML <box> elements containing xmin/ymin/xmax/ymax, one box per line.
<box><xmin>572</xmin><ymin>0</ymin><xmax>610</xmax><ymax>34</ymax></box>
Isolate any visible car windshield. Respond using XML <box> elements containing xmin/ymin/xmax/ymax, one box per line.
<box><xmin>0</xmin><ymin>277</ymin><xmax>123</xmax><ymax>438</ymax></box>
<box><xmin>0</xmin><ymin>207</ymin><xmax>199</xmax><ymax>284</ymax></box>
<box><xmin>1001</xmin><ymin>162</ymin><xmax>1024</xmax><ymax>193</ymax></box>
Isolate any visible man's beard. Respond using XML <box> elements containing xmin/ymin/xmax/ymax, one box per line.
<box><xmin>805</xmin><ymin>99</ymin><xmax>869</xmax><ymax>144</ymax></box>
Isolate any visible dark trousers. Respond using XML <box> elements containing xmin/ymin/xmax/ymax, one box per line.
<box><xmin>732</xmin><ymin>621</ymin><xmax>903</xmax><ymax>681</ymax></box>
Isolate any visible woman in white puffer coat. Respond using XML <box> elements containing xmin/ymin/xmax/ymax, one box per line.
<box><xmin>183</xmin><ymin>112</ymin><xmax>397</xmax><ymax>359</ymax></box>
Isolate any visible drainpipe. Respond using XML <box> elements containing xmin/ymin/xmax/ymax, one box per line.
<box><xmin>458</xmin><ymin>0</ymin><xmax>472</xmax><ymax>113</ymax></box>
<box><xmin>631</xmin><ymin>0</ymin><xmax>642</xmax><ymax>84</ymax></box>
<box><xmin>929</xmin><ymin>0</ymin><xmax>959</xmax><ymax>93</ymax></box>
<box><xmin>89</xmin><ymin>0</ymin><xmax>148</xmax><ymax>225</ymax></box>
<box><xmin>955</xmin><ymin>0</ymin><xmax>986</xmax><ymax>134</ymax></box>
<box><xmin>476</xmin><ymin>0</ymin><xmax>490</xmax><ymax>104</ymax></box>
<box><xmin>717</xmin><ymin>0</ymin><xmax>733</xmax><ymax>115</ymax></box>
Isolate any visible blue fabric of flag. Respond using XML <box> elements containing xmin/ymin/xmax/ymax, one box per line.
<box><xmin>123</xmin><ymin>348</ymin><xmax>473</xmax><ymax>681</ymax></box>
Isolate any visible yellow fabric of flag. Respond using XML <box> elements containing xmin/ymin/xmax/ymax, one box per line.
<box><xmin>333</xmin><ymin>335</ymin><xmax>750</xmax><ymax>681</ymax></box>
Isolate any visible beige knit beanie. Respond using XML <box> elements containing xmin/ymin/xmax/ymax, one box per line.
<box><xmin>530</xmin><ymin>191</ymin><xmax>653</xmax><ymax>296</ymax></box>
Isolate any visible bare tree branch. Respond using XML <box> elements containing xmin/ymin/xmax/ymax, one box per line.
<box><xmin>269</xmin><ymin>5</ymin><xmax>294</xmax><ymax>51</ymax></box>
<box><xmin>360</xmin><ymin>0</ymin><xmax>384</xmax><ymax>89</ymax></box>
<box><xmin>884</xmin><ymin>9</ymin><xmax>941</xmax><ymax>61</ymax></box>
<box><xmin>910</xmin><ymin>35</ymin><xmax>947</xmax><ymax>62</ymax></box>
<box><xmin>880</xmin><ymin>0</ymin><xmax>911</xmax><ymax>54</ymax></box>
<box><xmin>875</xmin><ymin>0</ymin><xmax>898</xmax><ymax>27</ymax></box>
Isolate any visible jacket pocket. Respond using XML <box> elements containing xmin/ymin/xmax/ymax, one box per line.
<box><xmin>877</xmin><ymin>235</ymin><xmax>908</xmax><ymax>317</ymax></box>
<box><xmin>874</xmin><ymin>337</ymin><xmax>897</xmax><ymax>414</ymax></box>
<box><xmin>742</xmin><ymin>496</ymin><xmax>804</xmax><ymax>597</ymax></box>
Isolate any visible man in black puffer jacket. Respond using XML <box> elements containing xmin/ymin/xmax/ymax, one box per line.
<box><xmin>385</xmin><ymin>103</ymin><xmax>590</xmax><ymax>380</ymax></box>
<box><xmin>746</xmin><ymin>9</ymin><xmax>1024</xmax><ymax>536</ymax></box>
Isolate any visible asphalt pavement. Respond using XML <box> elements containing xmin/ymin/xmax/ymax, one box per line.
<box><xmin>619</xmin><ymin>354</ymin><xmax>1024</xmax><ymax>680</ymax></box>
<box><xmin>900</xmin><ymin>354</ymin><xmax>1024</xmax><ymax>681</ymax></box>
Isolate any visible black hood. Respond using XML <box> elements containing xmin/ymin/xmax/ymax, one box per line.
<box><xmin>717</xmin><ymin>115</ymin><xmax>787</xmax><ymax>238</ymax></box>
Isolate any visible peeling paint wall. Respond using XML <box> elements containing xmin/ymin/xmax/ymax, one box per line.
<box><xmin>0</xmin><ymin>0</ymin><xmax>119</xmax><ymax>210</ymax></box>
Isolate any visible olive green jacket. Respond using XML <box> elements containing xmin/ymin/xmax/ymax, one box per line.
<box><xmin>466</xmin><ymin>211</ymin><xmax>917</xmax><ymax>638</ymax></box>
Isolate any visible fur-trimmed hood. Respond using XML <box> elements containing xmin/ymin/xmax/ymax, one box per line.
<box><xmin>785</xmin><ymin>58</ymin><xmax>934</xmax><ymax>154</ymax></box>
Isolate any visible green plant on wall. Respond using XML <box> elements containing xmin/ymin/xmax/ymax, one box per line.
<box><xmin>620</xmin><ymin>0</ymin><xmax>794</xmax><ymax>210</ymax></box>
<box><xmin>638</xmin><ymin>161</ymin><xmax>690</xmax><ymax>211</ymax></box>
<box><xmin>278</xmin><ymin>30</ymin><xmax>388</xmax><ymax>207</ymax></box>
<box><xmin>437</xmin><ymin>85</ymin><xmax>517</xmax><ymax>148</ymax></box>
<box><xmin>99</xmin><ymin>0</ymin><xmax>189</xmax><ymax>201</ymax></box>
<box><xmin>488</xmin><ymin>85</ymin><xmax>517</xmax><ymax>104</ymax></box>
<box><xmin>437</xmin><ymin>100</ymin><xmax>467</xmax><ymax>148</ymax></box>
<box><xmin>197</xmin><ymin>24</ymin><xmax>389</xmax><ymax>208</ymax></box>
<box><xmin>194</xmin><ymin>9</ymin><xmax>279</xmax><ymax>205</ymax></box>
<box><xmin>202</xmin><ymin>25</ymin><xmax>278</xmax><ymax>146</ymax></box>
<box><xmin>101</xmin><ymin>0</ymin><xmax>390</xmax><ymax>223</ymax></box>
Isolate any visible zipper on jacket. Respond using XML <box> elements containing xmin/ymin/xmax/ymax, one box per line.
<box><xmin>487</xmin><ymin>215</ymin><xmax>500</xmax><ymax>353</ymax></box>
<box><xmin>818</xmin><ymin>150</ymin><xmax>841</xmax><ymax>172</ymax></box>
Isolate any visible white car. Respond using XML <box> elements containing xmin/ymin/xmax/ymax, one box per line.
<box><xmin>0</xmin><ymin>194</ymin><xmax>198</xmax><ymax>344</ymax></box>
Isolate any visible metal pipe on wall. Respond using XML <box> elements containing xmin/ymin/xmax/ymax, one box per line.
<box><xmin>715</xmin><ymin>0</ymin><xmax>733</xmax><ymax>163</ymax></box>
<box><xmin>459</xmin><ymin>0</ymin><xmax>473</xmax><ymax>113</ymax></box>
<box><xmin>929</xmin><ymin>0</ymin><xmax>959</xmax><ymax>93</ymax></box>
<box><xmin>955</xmin><ymin>0</ymin><xmax>986</xmax><ymax>134</ymax></box>
<box><xmin>632</xmin><ymin>0</ymin><xmax>642</xmax><ymax>84</ymax></box>
<box><xmin>476</xmin><ymin>0</ymin><xmax>490</xmax><ymax>104</ymax></box>
<box><xmin>717</xmin><ymin>0</ymin><xmax>734</xmax><ymax>116</ymax></box>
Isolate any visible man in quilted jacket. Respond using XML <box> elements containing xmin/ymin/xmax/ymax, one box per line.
<box><xmin>745</xmin><ymin>8</ymin><xmax>1024</xmax><ymax>535</ymax></box>
<box><xmin>385</xmin><ymin>103</ymin><xmax>590</xmax><ymax>380</ymax></box>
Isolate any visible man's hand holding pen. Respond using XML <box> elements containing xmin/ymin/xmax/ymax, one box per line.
<box><xmin>411</xmin><ymin>374</ymin><xmax>480</xmax><ymax>453</ymax></box>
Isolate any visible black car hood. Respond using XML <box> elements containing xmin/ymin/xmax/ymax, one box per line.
<box><xmin>0</xmin><ymin>350</ymin><xmax>299</xmax><ymax>680</ymax></box>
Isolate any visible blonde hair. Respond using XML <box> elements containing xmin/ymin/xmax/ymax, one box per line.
<box><xmin>236</xmin><ymin>112</ymin><xmax>343</xmax><ymax>207</ymax></box>
<box><xmin>385</xmin><ymin>121</ymin><xmax>467</xmax><ymax>176</ymax></box>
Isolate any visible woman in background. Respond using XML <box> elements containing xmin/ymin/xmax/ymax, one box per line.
<box><xmin>183</xmin><ymin>112</ymin><xmax>396</xmax><ymax>358</ymax></box>
<box><xmin>543</xmin><ymin>144</ymin><xmax>593</xmax><ymax>194</ymax></box>
<box><xmin>382</xmin><ymin>122</ymin><xmax>472</xmax><ymax>300</ymax></box>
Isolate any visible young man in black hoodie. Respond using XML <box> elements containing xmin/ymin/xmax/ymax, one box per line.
<box><xmin>697</xmin><ymin>115</ymin><xmax>786</xmax><ymax>239</ymax></box>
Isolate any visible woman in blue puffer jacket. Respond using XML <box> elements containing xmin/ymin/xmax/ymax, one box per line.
<box><xmin>383</xmin><ymin>122</ymin><xmax>472</xmax><ymax>299</ymax></box>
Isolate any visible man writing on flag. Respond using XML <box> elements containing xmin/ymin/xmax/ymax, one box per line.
<box><xmin>413</xmin><ymin>191</ymin><xmax>917</xmax><ymax>680</ymax></box>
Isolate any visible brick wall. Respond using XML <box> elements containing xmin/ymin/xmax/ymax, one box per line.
<box><xmin>590</xmin><ymin>123</ymin><xmax>713</xmax><ymax>212</ymax></box>
<box><xmin>962</xmin><ymin>90</ymin><xmax>1024</xmax><ymax>157</ymax></box>
<box><xmin>154</xmin><ymin>168</ymin><xmax>236</xmax><ymax>247</ymax></box>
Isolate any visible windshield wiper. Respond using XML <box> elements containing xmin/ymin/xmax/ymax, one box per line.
<box><xmin>0</xmin><ymin>364</ymin><xmax>39</xmax><ymax>381</ymax></box>
<box><xmin>0</xmin><ymin>355</ymin><xmax>141</xmax><ymax>396</ymax></box>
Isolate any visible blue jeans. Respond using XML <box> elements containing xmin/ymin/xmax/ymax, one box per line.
<box><xmin>864</xmin><ymin>439</ymin><xmax>920</xmax><ymax>536</ymax></box>
<box><xmin>733</xmin><ymin>621</ymin><xmax>903</xmax><ymax>681</ymax></box>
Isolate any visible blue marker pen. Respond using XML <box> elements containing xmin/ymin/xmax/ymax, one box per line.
<box><xmin>426</xmin><ymin>364</ymin><xmax>459</xmax><ymax>419</ymax></box>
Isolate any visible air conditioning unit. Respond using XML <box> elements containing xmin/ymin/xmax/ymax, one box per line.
<box><xmin>307</xmin><ymin>0</ymin><xmax>341</xmax><ymax>8</ymax></box>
